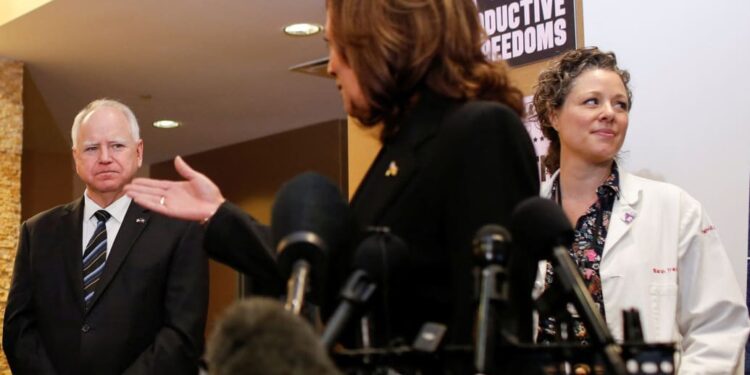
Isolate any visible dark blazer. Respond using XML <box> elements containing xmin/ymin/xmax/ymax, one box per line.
<box><xmin>348</xmin><ymin>91</ymin><xmax>539</xmax><ymax>346</ymax></box>
<box><xmin>3</xmin><ymin>198</ymin><xmax>209</xmax><ymax>375</ymax></box>
<box><xmin>203</xmin><ymin>90</ymin><xmax>538</xmax><ymax>349</ymax></box>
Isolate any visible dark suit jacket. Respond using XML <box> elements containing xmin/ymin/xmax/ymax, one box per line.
<box><xmin>3</xmin><ymin>198</ymin><xmax>209</xmax><ymax>375</ymax></box>
<box><xmin>348</xmin><ymin>91</ymin><xmax>539</xmax><ymax>347</ymax></box>
<box><xmin>203</xmin><ymin>90</ymin><xmax>538</xmax><ymax>350</ymax></box>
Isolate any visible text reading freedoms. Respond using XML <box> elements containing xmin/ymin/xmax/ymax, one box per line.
<box><xmin>476</xmin><ymin>0</ymin><xmax>576</xmax><ymax>66</ymax></box>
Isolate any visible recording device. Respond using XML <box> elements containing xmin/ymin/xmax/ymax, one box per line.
<box><xmin>271</xmin><ymin>172</ymin><xmax>349</xmax><ymax>315</ymax></box>
<box><xmin>473</xmin><ymin>224</ymin><xmax>512</xmax><ymax>374</ymax></box>
<box><xmin>321</xmin><ymin>228</ymin><xmax>408</xmax><ymax>350</ymax></box>
<box><xmin>205</xmin><ymin>297</ymin><xmax>341</xmax><ymax>375</ymax></box>
<box><xmin>511</xmin><ymin>197</ymin><xmax>627</xmax><ymax>375</ymax></box>
<box><xmin>620</xmin><ymin>309</ymin><xmax>676</xmax><ymax>374</ymax></box>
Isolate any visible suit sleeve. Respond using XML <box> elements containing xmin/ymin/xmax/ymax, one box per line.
<box><xmin>2</xmin><ymin>222</ymin><xmax>59</xmax><ymax>374</ymax></box>
<box><xmin>202</xmin><ymin>202</ymin><xmax>283</xmax><ymax>296</ymax></box>
<box><xmin>123</xmin><ymin>221</ymin><xmax>209</xmax><ymax>375</ymax></box>
<box><xmin>675</xmin><ymin>193</ymin><xmax>750</xmax><ymax>374</ymax></box>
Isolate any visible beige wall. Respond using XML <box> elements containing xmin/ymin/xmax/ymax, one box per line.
<box><xmin>346</xmin><ymin>118</ymin><xmax>381</xmax><ymax>199</ymax></box>
<box><xmin>21</xmin><ymin>69</ymin><xmax>75</xmax><ymax>220</ymax></box>
<box><xmin>151</xmin><ymin>118</ymin><xmax>348</xmax><ymax>337</ymax></box>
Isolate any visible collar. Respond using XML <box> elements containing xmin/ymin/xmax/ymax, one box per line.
<box><xmin>384</xmin><ymin>89</ymin><xmax>456</xmax><ymax>150</ymax></box>
<box><xmin>615</xmin><ymin>169</ymin><xmax>641</xmax><ymax>206</ymax></box>
<box><xmin>83</xmin><ymin>190</ymin><xmax>132</xmax><ymax>224</ymax></box>
<box><xmin>543</xmin><ymin>162</ymin><xmax>635</xmax><ymax>203</ymax></box>
<box><xmin>597</xmin><ymin>162</ymin><xmax>620</xmax><ymax>197</ymax></box>
<box><xmin>549</xmin><ymin>163</ymin><xmax>620</xmax><ymax>207</ymax></box>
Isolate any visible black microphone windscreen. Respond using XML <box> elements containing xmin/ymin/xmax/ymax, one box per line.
<box><xmin>351</xmin><ymin>231</ymin><xmax>409</xmax><ymax>285</ymax></box>
<box><xmin>206</xmin><ymin>298</ymin><xmax>341</xmax><ymax>375</ymax></box>
<box><xmin>473</xmin><ymin>224</ymin><xmax>512</xmax><ymax>267</ymax></box>
<box><xmin>272</xmin><ymin>172</ymin><xmax>349</xmax><ymax>275</ymax></box>
<box><xmin>510</xmin><ymin>197</ymin><xmax>574</xmax><ymax>260</ymax></box>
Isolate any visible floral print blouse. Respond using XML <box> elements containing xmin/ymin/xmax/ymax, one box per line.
<box><xmin>538</xmin><ymin>163</ymin><xmax>620</xmax><ymax>344</ymax></box>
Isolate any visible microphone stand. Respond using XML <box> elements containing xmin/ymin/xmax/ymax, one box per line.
<box><xmin>321</xmin><ymin>270</ymin><xmax>377</xmax><ymax>350</ymax></box>
<box><xmin>277</xmin><ymin>231</ymin><xmax>328</xmax><ymax>316</ymax></box>
<box><xmin>549</xmin><ymin>245</ymin><xmax>627</xmax><ymax>375</ymax></box>
<box><xmin>284</xmin><ymin>259</ymin><xmax>310</xmax><ymax>315</ymax></box>
<box><xmin>473</xmin><ymin>225</ymin><xmax>513</xmax><ymax>374</ymax></box>
<box><xmin>475</xmin><ymin>262</ymin><xmax>507</xmax><ymax>374</ymax></box>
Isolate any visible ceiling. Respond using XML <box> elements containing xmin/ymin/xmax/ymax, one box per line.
<box><xmin>0</xmin><ymin>0</ymin><xmax>344</xmax><ymax>165</ymax></box>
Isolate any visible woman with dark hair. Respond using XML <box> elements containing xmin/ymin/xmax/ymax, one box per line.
<box><xmin>532</xmin><ymin>47</ymin><xmax>749</xmax><ymax>373</ymax></box>
<box><xmin>126</xmin><ymin>0</ymin><xmax>539</xmax><ymax>362</ymax></box>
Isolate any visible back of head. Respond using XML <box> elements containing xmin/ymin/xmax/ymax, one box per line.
<box><xmin>206</xmin><ymin>298</ymin><xmax>341</xmax><ymax>375</ymax></box>
<box><xmin>71</xmin><ymin>98</ymin><xmax>140</xmax><ymax>149</ymax></box>
<box><xmin>532</xmin><ymin>47</ymin><xmax>632</xmax><ymax>174</ymax></box>
<box><xmin>327</xmin><ymin>0</ymin><xmax>523</xmax><ymax>133</ymax></box>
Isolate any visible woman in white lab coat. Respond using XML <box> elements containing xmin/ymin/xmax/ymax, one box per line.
<box><xmin>532</xmin><ymin>47</ymin><xmax>749</xmax><ymax>374</ymax></box>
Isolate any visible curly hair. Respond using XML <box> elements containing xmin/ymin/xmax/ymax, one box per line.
<box><xmin>532</xmin><ymin>47</ymin><xmax>632</xmax><ymax>174</ymax></box>
<box><xmin>327</xmin><ymin>0</ymin><xmax>523</xmax><ymax>139</ymax></box>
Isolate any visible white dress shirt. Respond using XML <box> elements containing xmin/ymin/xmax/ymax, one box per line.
<box><xmin>82</xmin><ymin>192</ymin><xmax>132</xmax><ymax>257</ymax></box>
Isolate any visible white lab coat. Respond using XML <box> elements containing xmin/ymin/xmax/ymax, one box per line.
<box><xmin>537</xmin><ymin>170</ymin><xmax>750</xmax><ymax>374</ymax></box>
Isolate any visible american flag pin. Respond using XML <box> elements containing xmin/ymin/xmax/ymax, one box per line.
<box><xmin>136</xmin><ymin>218</ymin><xmax>146</xmax><ymax>223</ymax></box>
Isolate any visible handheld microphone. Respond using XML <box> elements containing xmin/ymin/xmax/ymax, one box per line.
<box><xmin>473</xmin><ymin>224</ymin><xmax>512</xmax><ymax>374</ymax></box>
<box><xmin>321</xmin><ymin>228</ymin><xmax>408</xmax><ymax>350</ymax></box>
<box><xmin>511</xmin><ymin>197</ymin><xmax>627</xmax><ymax>375</ymax></box>
<box><xmin>272</xmin><ymin>172</ymin><xmax>349</xmax><ymax>316</ymax></box>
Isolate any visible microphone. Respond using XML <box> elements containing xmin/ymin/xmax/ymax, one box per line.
<box><xmin>622</xmin><ymin>308</ymin><xmax>644</xmax><ymax>343</ymax></box>
<box><xmin>473</xmin><ymin>224</ymin><xmax>512</xmax><ymax>374</ymax></box>
<box><xmin>205</xmin><ymin>297</ymin><xmax>341</xmax><ymax>375</ymax></box>
<box><xmin>511</xmin><ymin>197</ymin><xmax>627</xmax><ymax>375</ymax></box>
<box><xmin>272</xmin><ymin>172</ymin><xmax>349</xmax><ymax>316</ymax></box>
<box><xmin>321</xmin><ymin>228</ymin><xmax>408</xmax><ymax>350</ymax></box>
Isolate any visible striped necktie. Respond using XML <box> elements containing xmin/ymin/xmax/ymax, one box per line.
<box><xmin>83</xmin><ymin>210</ymin><xmax>111</xmax><ymax>308</ymax></box>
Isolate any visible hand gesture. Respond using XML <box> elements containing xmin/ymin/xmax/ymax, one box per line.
<box><xmin>125</xmin><ymin>156</ymin><xmax>226</xmax><ymax>222</ymax></box>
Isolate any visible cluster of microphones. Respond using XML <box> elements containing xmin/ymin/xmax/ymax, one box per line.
<box><xmin>205</xmin><ymin>173</ymin><xmax>675</xmax><ymax>375</ymax></box>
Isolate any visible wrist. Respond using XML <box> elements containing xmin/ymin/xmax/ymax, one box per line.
<box><xmin>201</xmin><ymin>198</ymin><xmax>225</xmax><ymax>226</ymax></box>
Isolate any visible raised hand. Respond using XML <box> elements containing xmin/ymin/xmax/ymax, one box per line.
<box><xmin>124</xmin><ymin>156</ymin><xmax>226</xmax><ymax>222</ymax></box>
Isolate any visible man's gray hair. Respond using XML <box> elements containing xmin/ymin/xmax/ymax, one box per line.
<box><xmin>71</xmin><ymin>99</ymin><xmax>140</xmax><ymax>148</ymax></box>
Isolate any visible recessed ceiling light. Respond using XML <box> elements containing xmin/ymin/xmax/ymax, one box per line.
<box><xmin>283</xmin><ymin>23</ymin><xmax>323</xmax><ymax>36</ymax></box>
<box><xmin>153</xmin><ymin>120</ymin><xmax>180</xmax><ymax>129</ymax></box>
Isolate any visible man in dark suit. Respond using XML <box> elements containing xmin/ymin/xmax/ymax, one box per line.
<box><xmin>3</xmin><ymin>99</ymin><xmax>209</xmax><ymax>375</ymax></box>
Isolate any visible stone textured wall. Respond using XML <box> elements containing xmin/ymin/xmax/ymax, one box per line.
<box><xmin>0</xmin><ymin>59</ymin><xmax>23</xmax><ymax>374</ymax></box>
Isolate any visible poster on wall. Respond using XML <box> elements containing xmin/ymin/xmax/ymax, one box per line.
<box><xmin>521</xmin><ymin>96</ymin><xmax>550</xmax><ymax>182</ymax></box>
<box><xmin>476</xmin><ymin>0</ymin><xmax>577</xmax><ymax>66</ymax></box>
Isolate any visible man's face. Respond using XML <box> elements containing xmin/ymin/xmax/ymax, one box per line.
<box><xmin>73</xmin><ymin>106</ymin><xmax>143</xmax><ymax>199</ymax></box>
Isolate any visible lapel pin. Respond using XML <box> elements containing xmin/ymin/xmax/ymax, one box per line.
<box><xmin>385</xmin><ymin>161</ymin><xmax>399</xmax><ymax>177</ymax></box>
<box><xmin>622</xmin><ymin>211</ymin><xmax>636</xmax><ymax>224</ymax></box>
<box><xmin>136</xmin><ymin>218</ymin><xmax>146</xmax><ymax>223</ymax></box>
